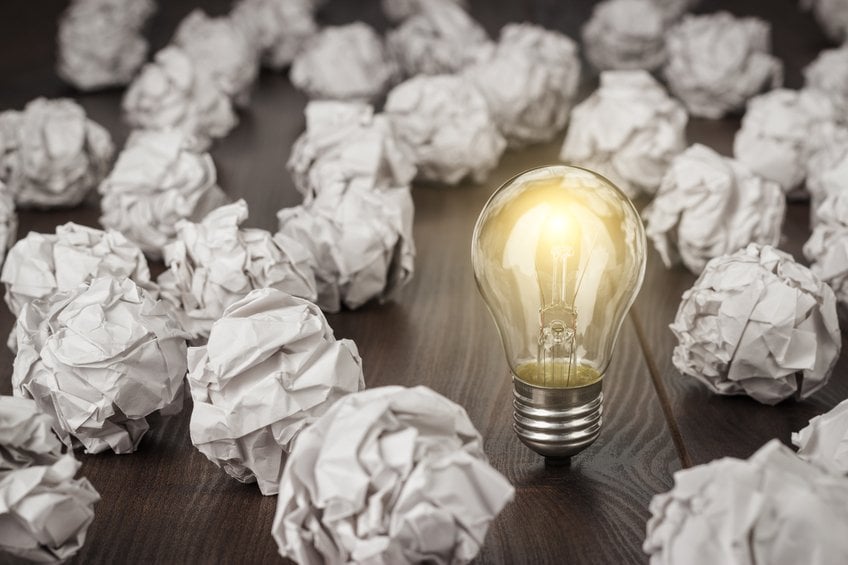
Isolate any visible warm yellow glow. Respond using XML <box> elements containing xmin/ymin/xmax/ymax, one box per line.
<box><xmin>515</xmin><ymin>361</ymin><xmax>602</xmax><ymax>388</ymax></box>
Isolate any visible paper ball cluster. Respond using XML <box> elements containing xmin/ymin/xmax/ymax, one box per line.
<box><xmin>99</xmin><ymin>129</ymin><xmax>228</xmax><ymax>259</ymax></box>
<box><xmin>582</xmin><ymin>0</ymin><xmax>667</xmax><ymax>71</ymax></box>
<box><xmin>188</xmin><ymin>288</ymin><xmax>365</xmax><ymax>495</ymax></box>
<box><xmin>670</xmin><ymin>244</ymin><xmax>841</xmax><ymax>405</ymax></box>
<box><xmin>560</xmin><ymin>70</ymin><xmax>687</xmax><ymax>198</ymax></box>
<box><xmin>230</xmin><ymin>0</ymin><xmax>317</xmax><ymax>70</ymax></box>
<box><xmin>272</xmin><ymin>386</ymin><xmax>515</xmax><ymax>565</ymax></box>
<box><xmin>13</xmin><ymin>277</ymin><xmax>189</xmax><ymax>454</ymax></box>
<box><xmin>0</xmin><ymin>98</ymin><xmax>114</xmax><ymax>208</ymax></box>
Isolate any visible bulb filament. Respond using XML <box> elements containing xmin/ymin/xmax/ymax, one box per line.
<box><xmin>538</xmin><ymin>246</ymin><xmax>577</xmax><ymax>386</ymax></box>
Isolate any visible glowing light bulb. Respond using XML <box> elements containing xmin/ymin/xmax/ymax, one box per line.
<box><xmin>472</xmin><ymin>166</ymin><xmax>646</xmax><ymax>459</ymax></box>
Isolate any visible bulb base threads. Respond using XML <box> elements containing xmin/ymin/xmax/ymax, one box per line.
<box><xmin>512</xmin><ymin>377</ymin><xmax>603</xmax><ymax>459</ymax></box>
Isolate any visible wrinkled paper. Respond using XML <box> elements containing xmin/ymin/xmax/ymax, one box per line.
<box><xmin>386</xmin><ymin>2</ymin><xmax>492</xmax><ymax>77</ymax></box>
<box><xmin>644</xmin><ymin>144</ymin><xmax>785</xmax><ymax>274</ymax></box>
<box><xmin>123</xmin><ymin>46</ymin><xmax>237</xmax><ymax>148</ymax></box>
<box><xmin>803</xmin><ymin>0</ymin><xmax>848</xmax><ymax>42</ymax></box>
<box><xmin>158</xmin><ymin>200</ymin><xmax>318</xmax><ymax>340</ymax></box>
<box><xmin>0</xmin><ymin>396</ymin><xmax>64</xmax><ymax>471</ymax></box>
<box><xmin>734</xmin><ymin>88</ymin><xmax>843</xmax><ymax>193</ymax></box>
<box><xmin>99</xmin><ymin>129</ymin><xmax>229</xmax><ymax>259</ymax></box>
<box><xmin>793</xmin><ymin>398</ymin><xmax>848</xmax><ymax>474</ymax></box>
<box><xmin>231</xmin><ymin>0</ymin><xmax>317</xmax><ymax>70</ymax></box>
<box><xmin>0</xmin><ymin>181</ymin><xmax>16</xmax><ymax>267</ymax></box>
<box><xmin>644</xmin><ymin>439</ymin><xmax>848</xmax><ymax>565</ymax></box>
<box><xmin>670</xmin><ymin>244</ymin><xmax>841</xmax><ymax>405</ymax></box>
<box><xmin>12</xmin><ymin>277</ymin><xmax>189</xmax><ymax>454</ymax></box>
<box><xmin>0</xmin><ymin>98</ymin><xmax>114</xmax><ymax>209</ymax></box>
<box><xmin>804</xmin><ymin>190</ymin><xmax>848</xmax><ymax>308</ymax></box>
<box><xmin>0</xmin><ymin>455</ymin><xmax>99</xmax><ymax>563</ymax></box>
<box><xmin>807</xmin><ymin>135</ymin><xmax>848</xmax><ymax>225</ymax></box>
<box><xmin>650</xmin><ymin>0</ymin><xmax>699</xmax><ymax>22</ymax></box>
<box><xmin>291</xmin><ymin>23</ymin><xmax>397</xmax><ymax>102</ymax></box>
<box><xmin>559</xmin><ymin>70</ymin><xmax>687</xmax><ymax>198</ymax></box>
<box><xmin>663</xmin><ymin>12</ymin><xmax>783</xmax><ymax>118</ymax></box>
<box><xmin>465</xmin><ymin>23</ymin><xmax>581</xmax><ymax>148</ymax></box>
<box><xmin>57</xmin><ymin>0</ymin><xmax>155</xmax><ymax>91</ymax></box>
<box><xmin>385</xmin><ymin>74</ymin><xmax>506</xmax><ymax>184</ymax></box>
<box><xmin>805</xmin><ymin>44</ymin><xmax>848</xmax><ymax>115</ymax></box>
<box><xmin>272</xmin><ymin>385</ymin><xmax>515</xmax><ymax>565</ymax></box>
<box><xmin>582</xmin><ymin>0</ymin><xmax>667</xmax><ymax>71</ymax></box>
<box><xmin>172</xmin><ymin>9</ymin><xmax>260</xmax><ymax>106</ymax></box>
<box><xmin>381</xmin><ymin>0</ymin><xmax>467</xmax><ymax>22</ymax></box>
<box><xmin>188</xmin><ymin>288</ymin><xmax>365</xmax><ymax>495</ymax></box>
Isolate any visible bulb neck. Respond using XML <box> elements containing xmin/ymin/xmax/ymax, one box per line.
<box><xmin>512</xmin><ymin>376</ymin><xmax>603</xmax><ymax>460</ymax></box>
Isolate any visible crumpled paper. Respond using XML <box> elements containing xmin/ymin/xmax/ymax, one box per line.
<box><xmin>559</xmin><ymin>70</ymin><xmax>687</xmax><ymax>198</ymax></box>
<box><xmin>803</xmin><ymin>189</ymin><xmax>848</xmax><ymax>307</ymax></box>
<box><xmin>99</xmin><ymin>129</ymin><xmax>229</xmax><ymax>259</ymax></box>
<box><xmin>734</xmin><ymin>88</ymin><xmax>843</xmax><ymax>193</ymax></box>
<box><xmin>12</xmin><ymin>276</ymin><xmax>188</xmax><ymax>454</ymax></box>
<box><xmin>807</xmin><ymin>136</ymin><xmax>848</xmax><ymax>224</ymax></box>
<box><xmin>291</xmin><ymin>23</ymin><xmax>397</xmax><ymax>102</ymax></box>
<box><xmin>0</xmin><ymin>396</ymin><xmax>64</xmax><ymax>471</ymax></box>
<box><xmin>277</xmin><ymin>175</ymin><xmax>415</xmax><ymax>313</ymax></box>
<box><xmin>465</xmin><ymin>23</ymin><xmax>581</xmax><ymax>148</ymax></box>
<box><xmin>663</xmin><ymin>12</ymin><xmax>783</xmax><ymax>119</ymax></box>
<box><xmin>1</xmin><ymin>222</ymin><xmax>155</xmax><ymax>318</ymax></box>
<box><xmin>123</xmin><ymin>46</ymin><xmax>237</xmax><ymax>148</ymax></box>
<box><xmin>644</xmin><ymin>439</ymin><xmax>848</xmax><ymax>565</ymax></box>
<box><xmin>158</xmin><ymin>200</ymin><xmax>318</xmax><ymax>340</ymax></box>
<box><xmin>188</xmin><ymin>288</ymin><xmax>365</xmax><ymax>495</ymax></box>
<box><xmin>805</xmin><ymin>44</ymin><xmax>848</xmax><ymax>115</ymax></box>
<box><xmin>644</xmin><ymin>144</ymin><xmax>785</xmax><ymax>274</ymax></box>
<box><xmin>385</xmin><ymin>74</ymin><xmax>506</xmax><ymax>184</ymax></box>
<box><xmin>288</xmin><ymin>101</ymin><xmax>416</xmax><ymax>203</ymax></box>
<box><xmin>381</xmin><ymin>0</ymin><xmax>467</xmax><ymax>22</ymax></box>
<box><xmin>272</xmin><ymin>385</ymin><xmax>515</xmax><ymax>565</ymax></box>
<box><xmin>172</xmin><ymin>9</ymin><xmax>259</xmax><ymax>106</ymax></box>
<box><xmin>793</xmin><ymin>398</ymin><xmax>848</xmax><ymax>474</ymax></box>
<box><xmin>57</xmin><ymin>0</ymin><xmax>155</xmax><ymax>91</ymax></box>
<box><xmin>0</xmin><ymin>455</ymin><xmax>99</xmax><ymax>563</ymax></box>
<box><xmin>582</xmin><ymin>0</ymin><xmax>667</xmax><ymax>71</ymax></box>
<box><xmin>803</xmin><ymin>0</ymin><xmax>848</xmax><ymax>42</ymax></box>
<box><xmin>670</xmin><ymin>244</ymin><xmax>841</xmax><ymax>405</ymax></box>
<box><xmin>650</xmin><ymin>0</ymin><xmax>699</xmax><ymax>22</ymax></box>
<box><xmin>0</xmin><ymin>181</ymin><xmax>17</xmax><ymax>267</ymax></box>
<box><xmin>0</xmin><ymin>98</ymin><xmax>114</xmax><ymax>209</ymax></box>
<box><xmin>386</xmin><ymin>2</ymin><xmax>492</xmax><ymax>77</ymax></box>
<box><xmin>230</xmin><ymin>0</ymin><xmax>317</xmax><ymax>70</ymax></box>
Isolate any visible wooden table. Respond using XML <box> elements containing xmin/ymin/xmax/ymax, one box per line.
<box><xmin>1</xmin><ymin>0</ymin><xmax>844</xmax><ymax>563</ymax></box>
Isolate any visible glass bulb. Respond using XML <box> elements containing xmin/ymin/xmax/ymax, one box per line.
<box><xmin>472</xmin><ymin>166</ymin><xmax>646</xmax><ymax>459</ymax></box>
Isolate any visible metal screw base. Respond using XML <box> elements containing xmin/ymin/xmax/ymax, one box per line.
<box><xmin>512</xmin><ymin>377</ymin><xmax>603</xmax><ymax>459</ymax></box>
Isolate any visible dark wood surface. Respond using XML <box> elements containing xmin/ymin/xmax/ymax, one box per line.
<box><xmin>0</xmin><ymin>1</ymin><xmax>843</xmax><ymax>563</ymax></box>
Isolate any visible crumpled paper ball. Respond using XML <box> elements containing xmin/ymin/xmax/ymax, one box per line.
<box><xmin>644</xmin><ymin>144</ymin><xmax>785</xmax><ymax>274</ymax></box>
<box><xmin>670</xmin><ymin>244</ymin><xmax>841</xmax><ymax>405</ymax></box>
<box><xmin>807</xmin><ymin>136</ymin><xmax>848</xmax><ymax>224</ymax></box>
<box><xmin>57</xmin><ymin>0</ymin><xmax>155</xmax><ymax>91</ymax></box>
<box><xmin>188</xmin><ymin>288</ymin><xmax>365</xmax><ymax>495</ymax></box>
<box><xmin>0</xmin><ymin>181</ymin><xmax>17</xmax><ymax>267</ymax></box>
<box><xmin>288</xmin><ymin>101</ymin><xmax>416</xmax><ymax>203</ymax></box>
<box><xmin>582</xmin><ymin>0</ymin><xmax>667</xmax><ymax>71</ymax></box>
<box><xmin>13</xmin><ymin>276</ymin><xmax>189</xmax><ymax>454</ymax></box>
<box><xmin>803</xmin><ymin>0</ymin><xmax>848</xmax><ymax>42</ymax></box>
<box><xmin>158</xmin><ymin>200</ymin><xmax>318</xmax><ymax>340</ymax></box>
<box><xmin>793</xmin><ymin>398</ymin><xmax>848</xmax><ymax>474</ymax></box>
<box><xmin>385</xmin><ymin>74</ymin><xmax>506</xmax><ymax>184</ymax></box>
<box><xmin>650</xmin><ymin>0</ymin><xmax>699</xmax><ymax>22</ymax></box>
<box><xmin>277</xmin><ymin>175</ymin><xmax>414</xmax><ymax>313</ymax></box>
<box><xmin>804</xmin><ymin>44</ymin><xmax>848</xmax><ymax>115</ymax></box>
<box><xmin>230</xmin><ymin>0</ymin><xmax>317</xmax><ymax>70</ymax></box>
<box><xmin>559</xmin><ymin>70</ymin><xmax>687</xmax><ymax>198</ymax></box>
<box><xmin>663</xmin><ymin>12</ymin><xmax>783</xmax><ymax>119</ymax></box>
<box><xmin>172</xmin><ymin>9</ymin><xmax>259</xmax><ymax>106</ymax></box>
<box><xmin>272</xmin><ymin>385</ymin><xmax>515</xmax><ymax>565</ymax></box>
<box><xmin>0</xmin><ymin>396</ymin><xmax>64</xmax><ymax>471</ymax></box>
<box><xmin>465</xmin><ymin>23</ymin><xmax>581</xmax><ymax>148</ymax></box>
<box><xmin>99</xmin><ymin>129</ymin><xmax>229</xmax><ymax>259</ymax></box>
<box><xmin>0</xmin><ymin>98</ymin><xmax>114</xmax><ymax>209</ymax></box>
<box><xmin>734</xmin><ymin>88</ymin><xmax>843</xmax><ymax>193</ymax></box>
<box><xmin>1</xmin><ymin>222</ymin><xmax>155</xmax><ymax>318</ymax></box>
<box><xmin>291</xmin><ymin>23</ymin><xmax>397</xmax><ymax>102</ymax></box>
<box><xmin>803</xmin><ymin>189</ymin><xmax>848</xmax><ymax>307</ymax></box>
<box><xmin>0</xmin><ymin>456</ymin><xmax>99</xmax><ymax>563</ymax></box>
<box><xmin>386</xmin><ymin>2</ymin><xmax>492</xmax><ymax>77</ymax></box>
<box><xmin>381</xmin><ymin>0</ymin><xmax>467</xmax><ymax>22</ymax></box>
<box><xmin>644</xmin><ymin>439</ymin><xmax>848</xmax><ymax>565</ymax></box>
<box><xmin>123</xmin><ymin>46</ymin><xmax>237</xmax><ymax>148</ymax></box>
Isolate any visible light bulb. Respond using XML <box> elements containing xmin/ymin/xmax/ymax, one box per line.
<box><xmin>472</xmin><ymin>166</ymin><xmax>646</xmax><ymax>460</ymax></box>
